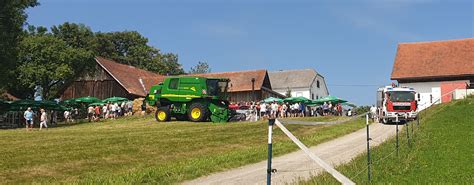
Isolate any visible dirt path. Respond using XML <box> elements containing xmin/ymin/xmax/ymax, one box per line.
<box><xmin>182</xmin><ymin>122</ymin><xmax>398</xmax><ymax>185</ymax></box>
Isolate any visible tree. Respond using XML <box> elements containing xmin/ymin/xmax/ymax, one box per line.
<box><xmin>15</xmin><ymin>34</ymin><xmax>94</xmax><ymax>99</ymax></box>
<box><xmin>189</xmin><ymin>61</ymin><xmax>211</xmax><ymax>74</ymax></box>
<box><xmin>285</xmin><ymin>87</ymin><xmax>292</xmax><ymax>97</ymax></box>
<box><xmin>93</xmin><ymin>31</ymin><xmax>184</xmax><ymax>75</ymax></box>
<box><xmin>0</xmin><ymin>0</ymin><xmax>39</xmax><ymax>89</ymax></box>
<box><xmin>51</xmin><ymin>22</ymin><xmax>95</xmax><ymax>49</ymax></box>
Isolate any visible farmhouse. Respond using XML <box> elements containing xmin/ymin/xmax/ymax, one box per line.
<box><xmin>391</xmin><ymin>38</ymin><xmax>474</xmax><ymax>110</ymax></box>
<box><xmin>185</xmin><ymin>70</ymin><xmax>285</xmax><ymax>102</ymax></box>
<box><xmin>61</xmin><ymin>57</ymin><xmax>164</xmax><ymax>100</ymax></box>
<box><xmin>268</xmin><ymin>69</ymin><xmax>329</xmax><ymax>100</ymax></box>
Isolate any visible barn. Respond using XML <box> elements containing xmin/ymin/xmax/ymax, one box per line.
<box><xmin>60</xmin><ymin>57</ymin><xmax>283</xmax><ymax>102</ymax></box>
<box><xmin>61</xmin><ymin>57</ymin><xmax>164</xmax><ymax>100</ymax></box>
<box><xmin>391</xmin><ymin>38</ymin><xmax>474</xmax><ymax>110</ymax></box>
<box><xmin>184</xmin><ymin>70</ymin><xmax>285</xmax><ymax>102</ymax></box>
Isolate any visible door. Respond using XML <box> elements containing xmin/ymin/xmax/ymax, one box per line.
<box><xmin>431</xmin><ymin>87</ymin><xmax>441</xmax><ymax>104</ymax></box>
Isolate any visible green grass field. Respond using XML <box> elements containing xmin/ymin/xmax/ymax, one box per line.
<box><xmin>0</xmin><ymin>116</ymin><xmax>365</xmax><ymax>184</ymax></box>
<box><xmin>303</xmin><ymin>96</ymin><xmax>474</xmax><ymax>184</ymax></box>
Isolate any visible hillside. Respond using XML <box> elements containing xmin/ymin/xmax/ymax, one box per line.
<box><xmin>303</xmin><ymin>96</ymin><xmax>474</xmax><ymax>184</ymax></box>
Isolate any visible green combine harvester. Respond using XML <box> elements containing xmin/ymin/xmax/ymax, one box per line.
<box><xmin>146</xmin><ymin>76</ymin><xmax>233</xmax><ymax>123</ymax></box>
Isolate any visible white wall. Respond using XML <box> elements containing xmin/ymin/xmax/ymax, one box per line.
<box><xmin>275</xmin><ymin>88</ymin><xmax>311</xmax><ymax>99</ymax></box>
<box><xmin>453</xmin><ymin>89</ymin><xmax>474</xmax><ymax>100</ymax></box>
<box><xmin>399</xmin><ymin>81</ymin><xmax>441</xmax><ymax>111</ymax></box>
<box><xmin>310</xmin><ymin>75</ymin><xmax>329</xmax><ymax>100</ymax></box>
<box><xmin>273</xmin><ymin>74</ymin><xmax>329</xmax><ymax>100</ymax></box>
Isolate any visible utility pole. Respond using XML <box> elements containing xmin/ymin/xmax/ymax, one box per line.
<box><xmin>252</xmin><ymin>78</ymin><xmax>256</xmax><ymax>102</ymax></box>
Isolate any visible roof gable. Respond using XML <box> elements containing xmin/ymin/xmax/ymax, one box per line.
<box><xmin>391</xmin><ymin>38</ymin><xmax>474</xmax><ymax>80</ymax></box>
<box><xmin>95</xmin><ymin>57</ymin><xmax>164</xmax><ymax>97</ymax></box>
<box><xmin>268</xmin><ymin>69</ymin><xmax>317</xmax><ymax>89</ymax></box>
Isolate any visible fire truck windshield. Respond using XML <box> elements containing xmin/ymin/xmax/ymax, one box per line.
<box><xmin>388</xmin><ymin>91</ymin><xmax>415</xmax><ymax>102</ymax></box>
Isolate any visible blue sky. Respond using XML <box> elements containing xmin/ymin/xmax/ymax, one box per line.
<box><xmin>26</xmin><ymin>0</ymin><xmax>473</xmax><ymax>105</ymax></box>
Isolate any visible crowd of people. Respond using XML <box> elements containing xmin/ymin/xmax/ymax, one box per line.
<box><xmin>230</xmin><ymin>100</ymin><xmax>349</xmax><ymax>120</ymax></box>
<box><xmin>84</xmin><ymin>101</ymin><xmax>134</xmax><ymax>122</ymax></box>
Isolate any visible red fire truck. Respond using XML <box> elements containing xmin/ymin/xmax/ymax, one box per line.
<box><xmin>376</xmin><ymin>85</ymin><xmax>418</xmax><ymax>124</ymax></box>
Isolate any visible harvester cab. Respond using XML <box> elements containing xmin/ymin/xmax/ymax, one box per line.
<box><xmin>146</xmin><ymin>76</ymin><xmax>233</xmax><ymax>123</ymax></box>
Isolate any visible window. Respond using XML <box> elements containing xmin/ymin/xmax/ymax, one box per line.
<box><xmin>311</xmin><ymin>93</ymin><xmax>314</xmax><ymax>100</ymax></box>
<box><xmin>317</xmin><ymin>80</ymin><xmax>320</xmax><ymax>88</ymax></box>
<box><xmin>169</xmin><ymin>78</ymin><xmax>179</xmax><ymax>89</ymax></box>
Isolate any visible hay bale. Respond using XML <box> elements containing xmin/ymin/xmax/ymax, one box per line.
<box><xmin>132</xmin><ymin>98</ymin><xmax>156</xmax><ymax>115</ymax></box>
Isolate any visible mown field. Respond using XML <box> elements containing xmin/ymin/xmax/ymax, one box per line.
<box><xmin>0</xmin><ymin>116</ymin><xmax>365</xmax><ymax>184</ymax></box>
<box><xmin>303</xmin><ymin>96</ymin><xmax>474</xmax><ymax>184</ymax></box>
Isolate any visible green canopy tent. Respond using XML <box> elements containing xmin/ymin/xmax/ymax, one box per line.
<box><xmin>9</xmin><ymin>100</ymin><xmax>69</xmax><ymax>111</ymax></box>
<box><xmin>262</xmin><ymin>97</ymin><xmax>283</xmax><ymax>103</ymax></box>
<box><xmin>342</xmin><ymin>102</ymin><xmax>357</xmax><ymax>108</ymax></box>
<box><xmin>74</xmin><ymin>96</ymin><xmax>101</xmax><ymax>104</ymax></box>
<box><xmin>0</xmin><ymin>100</ymin><xmax>10</xmax><ymax>112</ymax></box>
<box><xmin>314</xmin><ymin>95</ymin><xmax>348</xmax><ymax>104</ymax></box>
<box><xmin>284</xmin><ymin>96</ymin><xmax>312</xmax><ymax>104</ymax></box>
<box><xmin>89</xmin><ymin>102</ymin><xmax>105</xmax><ymax>106</ymax></box>
<box><xmin>102</xmin><ymin>96</ymin><xmax>128</xmax><ymax>103</ymax></box>
<box><xmin>306</xmin><ymin>100</ymin><xmax>324</xmax><ymax>106</ymax></box>
<box><xmin>61</xmin><ymin>98</ymin><xmax>81</xmax><ymax>108</ymax></box>
<box><xmin>39</xmin><ymin>100</ymin><xmax>71</xmax><ymax>111</ymax></box>
<box><xmin>9</xmin><ymin>99</ymin><xmax>40</xmax><ymax>110</ymax></box>
<box><xmin>62</xmin><ymin>98</ymin><xmax>76</xmax><ymax>105</ymax></box>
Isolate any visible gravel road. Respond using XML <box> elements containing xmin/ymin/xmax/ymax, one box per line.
<box><xmin>182</xmin><ymin>122</ymin><xmax>398</xmax><ymax>185</ymax></box>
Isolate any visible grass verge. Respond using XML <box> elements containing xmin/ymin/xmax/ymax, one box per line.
<box><xmin>0</xmin><ymin>116</ymin><xmax>364</xmax><ymax>184</ymax></box>
<box><xmin>302</xmin><ymin>96</ymin><xmax>474</xmax><ymax>184</ymax></box>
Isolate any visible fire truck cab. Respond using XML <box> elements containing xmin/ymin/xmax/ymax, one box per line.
<box><xmin>376</xmin><ymin>85</ymin><xmax>418</xmax><ymax>124</ymax></box>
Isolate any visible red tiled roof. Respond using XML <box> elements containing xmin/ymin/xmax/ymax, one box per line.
<box><xmin>391</xmin><ymin>38</ymin><xmax>474</xmax><ymax>80</ymax></box>
<box><xmin>184</xmin><ymin>70</ymin><xmax>268</xmax><ymax>92</ymax></box>
<box><xmin>95</xmin><ymin>57</ymin><xmax>164</xmax><ymax>97</ymax></box>
<box><xmin>1</xmin><ymin>92</ymin><xmax>19</xmax><ymax>101</ymax></box>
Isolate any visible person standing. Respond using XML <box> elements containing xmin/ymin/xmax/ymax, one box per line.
<box><xmin>328</xmin><ymin>102</ymin><xmax>333</xmax><ymax>115</ymax></box>
<box><xmin>95</xmin><ymin>105</ymin><xmax>101</xmax><ymax>121</ymax></box>
<box><xmin>87</xmin><ymin>105</ymin><xmax>94</xmax><ymax>122</ymax></box>
<box><xmin>322</xmin><ymin>102</ymin><xmax>328</xmax><ymax>116</ymax></box>
<box><xmin>39</xmin><ymin>109</ymin><xmax>48</xmax><ymax>130</ymax></box>
<box><xmin>300</xmin><ymin>102</ymin><xmax>306</xmax><ymax>117</ymax></box>
<box><xmin>102</xmin><ymin>104</ymin><xmax>108</xmax><ymax>118</ymax></box>
<box><xmin>111</xmin><ymin>103</ymin><xmax>117</xmax><ymax>119</ymax></box>
<box><xmin>127</xmin><ymin>101</ymin><xmax>133</xmax><ymax>116</ymax></box>
<box><xmin>260</xmin><ymin>103</ymin><xmax>267</xmax><ymax>119</ymax></box>
<box><xmin>24</xmin><ymin>107</ymin><xmax>34</xmax><ymax>131</ymax></box>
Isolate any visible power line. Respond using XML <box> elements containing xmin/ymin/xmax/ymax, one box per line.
<box><xmin>328</xmin><ymin>84</ymin><xmax>383</xmax><ymax>87</ymax></box>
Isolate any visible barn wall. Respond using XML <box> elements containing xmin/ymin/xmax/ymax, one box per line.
<box><xmin>61</xmin><ymin>80</ymin><xmax>130</xmax><ymax>100</ymax></box>
<box><xmin>60</xmin><ymin>63</ymin><xmax>131</xmax><ymax>100</ymax></box>
<box><xmin>228</xmin><ymin>91</ymin><xmax>261</xmax><ymax>102</ymax></box>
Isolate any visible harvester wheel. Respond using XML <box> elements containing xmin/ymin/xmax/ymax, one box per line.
<box><xmin>155</xmin><ymin>106</ymin><xmax>171</xmax><ymax>122</ymax></box>
<box><xmin>188</xmin><ymin>103</ymin><xmax>208</xmax><ymax>122</ymax></box>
